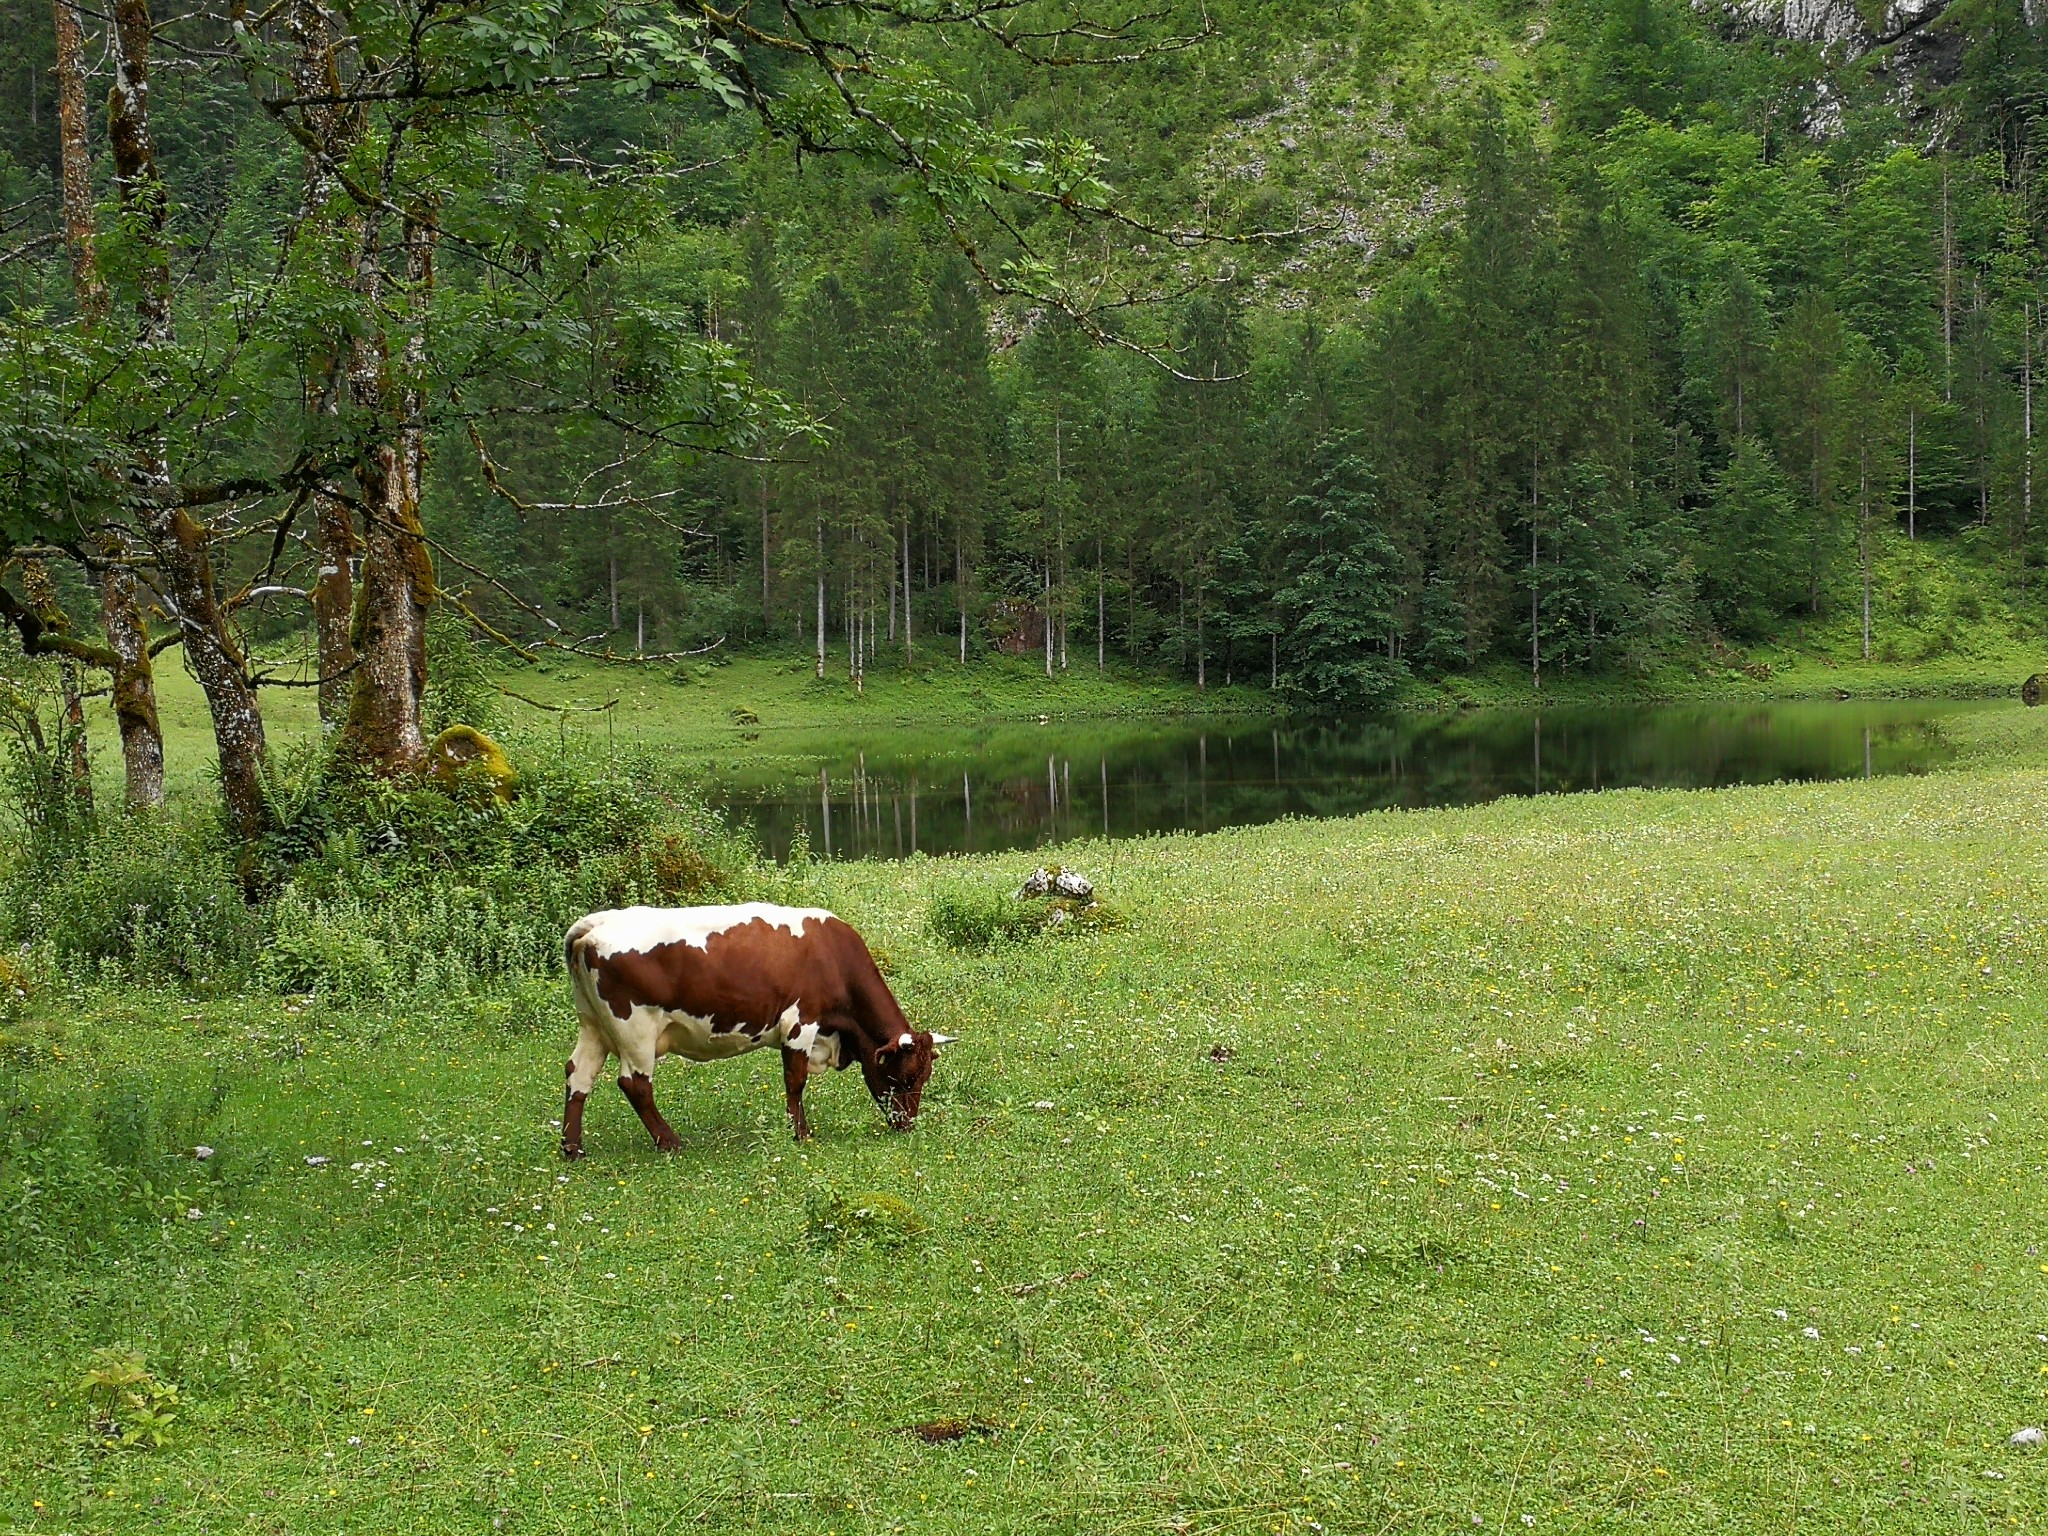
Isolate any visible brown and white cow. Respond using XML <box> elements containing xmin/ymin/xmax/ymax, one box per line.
<box><xmin>559</xmin><ymin>903</ymin><xmax>951</xmax><ymax>1158</ymax></box>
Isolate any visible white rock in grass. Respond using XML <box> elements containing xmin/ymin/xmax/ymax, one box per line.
<box><xmin>2010</xmin><ymin>1426</ymin><xmax>2045</xmax><ymax>1449</ymax></box>
<box><xmin>1015</xmin><ymin>867</ymin><xmax>1095</xmax><ymax>902</ymax></box>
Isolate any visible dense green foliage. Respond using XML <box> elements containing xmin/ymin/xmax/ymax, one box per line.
<box><xmin>6</xmin><ymin>0</ymin><xmax>2048</xmax><ymax>732</ymax></box>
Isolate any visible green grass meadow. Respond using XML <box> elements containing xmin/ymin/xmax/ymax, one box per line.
<box><xmin>9</xmin><ymin>695</ymin><xmax>2048</xmax><ymax>1531</ymax></box>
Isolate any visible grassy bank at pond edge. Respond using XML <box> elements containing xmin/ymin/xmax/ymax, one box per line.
<box><xmin>7</xmin><ymin>703</ymin><xmax>2048</xmax><ymax>1529</ymax></box>
<box><xmin>100</xmin><ymin>513</ymin><xmax>2048</xmax><ymax>804</ymax></box>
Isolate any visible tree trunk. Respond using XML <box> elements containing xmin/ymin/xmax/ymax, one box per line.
<box><xmin>902</xmin><ymin>516</ymin><xmax>912</xmax><ymax>659</ymax></box>
<box><xmin>18</xmin><ymin>563</ymin><xmax>93</xmax><ymax>803</ymax></box>
<box><xmin>52</xmin><ymin>0</ymin><xmax>104</xmax><ymax>322</ymax></box>
<box><xmin>339</xmin><ymin>208</ymin><xmax>435</xmax><ymax>773</ymax></box>
<box><xmin>1043</xmin><ymin>565</ymin><xmax>1052</xmax><ymax>678</ymax></box>
<box><xmin>291</xmin><ymin>0</ymin><xmax>360</xmax><ymax>729</ymax></box>
<box><xmin>1942</xmin><ymin>162</ymin><xmax>1954</xmax><ymax>400</ymax></box>
<box><xmin>56</xmin><ymin>0</ymin><xmax>166</xmax><ymax>807</ymax></box>
<box><xmin>108</xmin><ymin>0</ymin><xmax>268</xmax><ymax>839</ymax></box>
<box><xmin>1860</xmin><ymin>447</ymin><xmax>1872</xmax><ymax>661</ymax></box>
<box><xmin>153</xmin><ymin>503</ymin><xmax>272</xmax><ymax>841</ymax></box>
<box><xmin>2024</xmin><ymin>303</ymin><xmax>2035</xmax><ymax>591</ymax></box>
<box><xmin>1907</xmin><ymin>408</ymin><xmax>1916</xmax><ymax>542</ymax></box>
<box><xmin>1530</xmin><ymin>484</ymin><xmax>1541</xmax><ymax>692</ymax></box>
<box><xmin>815</xmin><ymin>516</ymin><xmax>825</xmax><ymax>679</ymax></box>
<box><xmin>760</xmin><ymin>471</ymin><xmax>772</xmax><ymax>629</ymax></box>
<box><xmin>312</xmin><ymin>489</ymin><xmax>357</xmax><ymax>726</ymax></box>
<box><xmin>102</xmin><ymin>566</ymin><xmax>164</xmax><ymax>806</ymax></box>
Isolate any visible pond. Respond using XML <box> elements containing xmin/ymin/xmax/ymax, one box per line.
<box><xmin>694</xmin><ymin>697</ymin><xmax>2008</xmax><ymax>862</ymax></box>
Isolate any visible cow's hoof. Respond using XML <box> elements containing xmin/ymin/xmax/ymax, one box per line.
<box><xmin>561</xmin><ymin>1144</ymin><xmax>585</xmax><ymax>1162</ymax></box>
<box><xmin>654</xmin><ymin>1136</ymin><xmax>683</xmax><ymax>1153</ymax></box>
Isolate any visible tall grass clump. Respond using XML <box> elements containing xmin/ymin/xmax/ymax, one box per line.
<box><xmin>926</xmin><ymin>886</ymin><xmax>1053</xmax><ymax>950</ymax></box>
<box><xmin>0</xmin><ymin>1059</ymin><xmax>233</xmax><ymax>1266</ymax></box>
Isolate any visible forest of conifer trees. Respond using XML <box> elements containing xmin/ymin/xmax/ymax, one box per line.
<box><xmin>4</xmin><ymin>0</ymin><xmax>2048</xmax><ymax>830</ymax></box>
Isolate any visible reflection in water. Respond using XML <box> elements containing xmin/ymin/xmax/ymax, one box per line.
<box><xmin>701</xmin><ymin>698</ymin><xmax>2004</xmax><ymax>862</ymax></box>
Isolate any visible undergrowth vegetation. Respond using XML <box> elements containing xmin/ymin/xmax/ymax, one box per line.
<box><xmin>0</xmin><ymin>729</ymin><xmax>763</xmax><ymax>1003</ymax></box>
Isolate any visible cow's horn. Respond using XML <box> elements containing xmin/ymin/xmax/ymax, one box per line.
<box><xmin>929</xmin><ymin>1033</ymin><xmax>959</xmax><ymax>1047</ymax></box>
<box><xmin>895</xmin><ymin>1032</ymin><xmax>914</xmax><ymax>1049</ymax></box>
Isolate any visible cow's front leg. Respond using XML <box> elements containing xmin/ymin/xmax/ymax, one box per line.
<box><xmin>562</xmin><ymin>1024</ymin><xmax>608</xmax><ymax>1161</ymax></box>
<box><xmin>617</xmin><ymin>1070</ymin><xmax>682</xmax><ymax>1152</ymax></box>
<box><xmin>781</xmin><ymin>1047</ymin><xmax>812</xmax><ymax>1141</ymax></box>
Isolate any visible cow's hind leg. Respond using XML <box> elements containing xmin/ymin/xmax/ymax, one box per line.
<box><xmin>616</xmin><ymin>1031</ymin><xmax>681</xmax><ymax>1153</ymax></box>
<box><xmin>617</xmin><ymin>1070</ymin><xmax>682</xmax><ymax>1153</ymax></box>
<box><xmin>781</xmin><ymin>1047</ymin><xmax>812</xmax><ymax>1141</ymax></box>
<box><xmin>562</xmin><ymin>1023</ymin><xmax>608</xmax><ymax>1161</ymax></box>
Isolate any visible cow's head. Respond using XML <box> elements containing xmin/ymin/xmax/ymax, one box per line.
<box><xmin>861</xmin><ymin>1030</ymin><xmax>952</xmax><ymax>1130</ymax></box>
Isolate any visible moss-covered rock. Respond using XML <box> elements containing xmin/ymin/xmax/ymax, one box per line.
<box><xmin>427</xmin><ymin>725</ymin><xmax>518</xmax><ymax>801</ymax></box>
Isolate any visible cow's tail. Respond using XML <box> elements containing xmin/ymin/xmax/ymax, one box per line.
<box><xmin>563</xmin><ymin>914</ymin><xmax>605</xmax><ymax>1019</ymax></box>
<box><xmin>564</xmin><ymin>914</ymin><xmax>599</xmax><ymax>972</ymax></box>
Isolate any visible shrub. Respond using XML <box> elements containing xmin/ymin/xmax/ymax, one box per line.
<box><xmin>263</xmin><ymin>888</ymin><xmax>394</xmax><ymax>1001</ymax></box>
<box><xmin>927</xmin><ymin>884</ymin><xmax>1127</xmax><ymax>951</ymax></box>
<box><xmin>2</xmin><ymin>821</ymin><xmax>259</xmax><ymax>988</ymax></box>
<box><xmin>81</xmin><ymin>1348</ymin><xmax>185</xmax><ymax>1450</ymax></box>
<box><xmin>422</xmin><ymin>610</ymin><xmax>501</xmax><ymax>735</ymax></box>
<box><xmin>489</xmin><ymin>974</ymin><xmax>566</xmax><ymax>1035</ymax></box>
<box><xmin>6</xmin><ymin>735</ymin><xmax>761</xmax><ymax>1002</ymax></box>
<box><xmin>803</xmin><ymin>1187</ymin><xmax>930</xmax><ymax>1251</ymax></box>
<box><xmin>927</xmin><ymin>888</ymin><xmax>1050</xmax><ymax>951</ymax></box>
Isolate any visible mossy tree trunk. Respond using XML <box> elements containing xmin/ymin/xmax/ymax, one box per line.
<box><xmin>55</xmin><ymin>0</ymin><xmax>165</xmax><ymax>808</ymax></box>
<box><xmin>338</xmin><ymin>206</ymin><xmax>436</xmax><ymax>774</ymax></box>
<box><xmin>108</xmin><ymin>0</ymin><xmax>269</xmax><ymax>839</ymax></box>
<box><xmin>286</xmin><ymin>0</ymin><xmax>363</xmax><ymax>730</ymax></box>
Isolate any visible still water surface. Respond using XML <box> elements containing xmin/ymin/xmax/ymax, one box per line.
<box><xmin>697</xmin><ymin>698</ymin><xmax>2006</xmax><ymax>862</ymax></box>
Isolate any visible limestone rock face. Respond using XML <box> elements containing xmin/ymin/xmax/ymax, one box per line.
<box><xmin>1726</xmin><ymin>0</ymin><xmax>1969</xmax><ymax>123</ymax></box>
<box><xmin>1733</xmin><ymin>0</ymin><xmax>1953</xmax><ymax>51</ymax></box>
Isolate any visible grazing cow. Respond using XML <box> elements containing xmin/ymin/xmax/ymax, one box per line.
<box><xmin>559</xmin><ymin>903</ymin><xmax>951</xmax><ymax>1158</ymax></box>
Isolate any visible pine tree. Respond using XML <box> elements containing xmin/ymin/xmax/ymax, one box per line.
<box><xmin>1147</xmin><ymin>293</ymin><xmax>1248</xmax><ymax>688</ymax></box>
<box><xmin>1771</xmin><ymin>292</ymin><xmax>1847</xmax><ymax>613</ymax></box>
<box><xmin>1275</xmin><ymin>436</ymin><xmax>1405</xmax><ymax>705</ymax></box>
<box><xmin>925</xmin><ymin>256</ymin><xmax>993</xmax><ymax>664</ymax></box>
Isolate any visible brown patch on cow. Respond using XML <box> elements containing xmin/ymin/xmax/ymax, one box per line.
<box><xmin>900</xmin><ymin>1418</ymin><xmax>1001</xmax><ymax>1444</ymax></box>
<box><xmin>588</xmin><ymin>915</ymin><xmax>869</xmax><ymax>1041</ymax></box>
